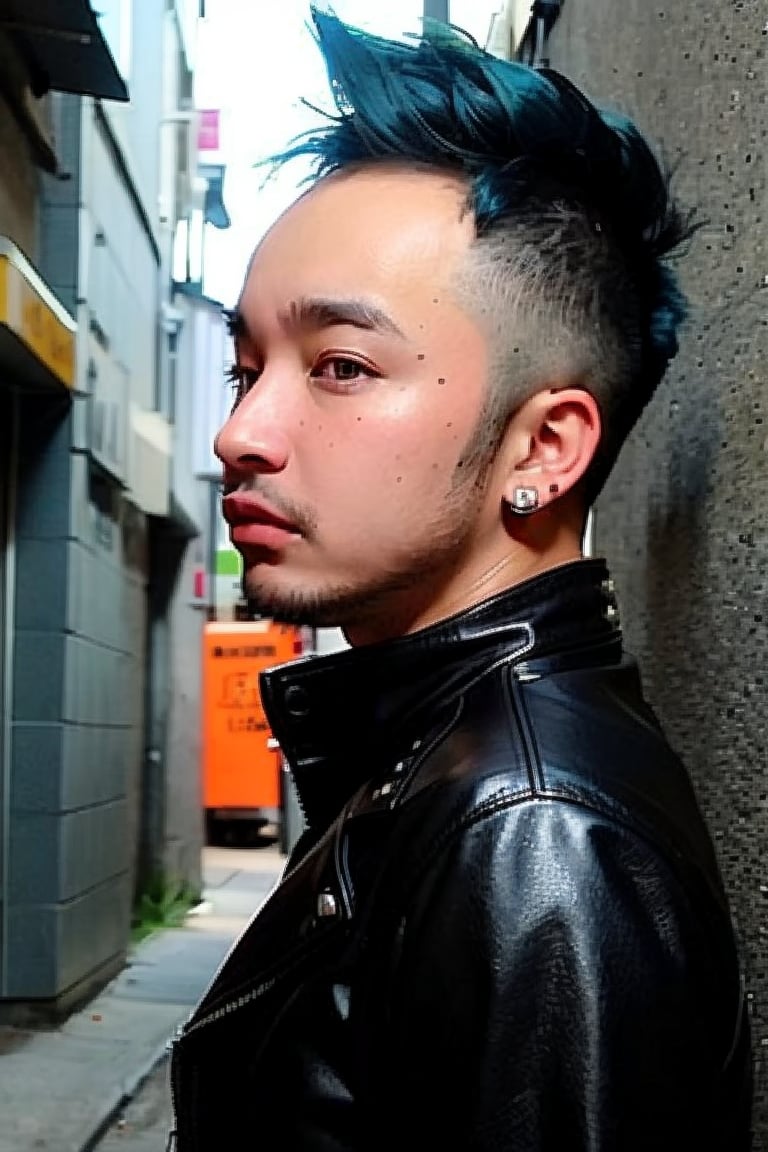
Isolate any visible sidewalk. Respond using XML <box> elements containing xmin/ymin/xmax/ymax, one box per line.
<box><xmin>0</xmin><ymin>845</ymin><xmax>285</xmax><ymax>1152</ymax></box>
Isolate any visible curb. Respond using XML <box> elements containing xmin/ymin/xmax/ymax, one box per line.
<box><xmin>79</xmin><ymin>1035</ymin><xmax>175</xmax><ymax>1152</ymax></box>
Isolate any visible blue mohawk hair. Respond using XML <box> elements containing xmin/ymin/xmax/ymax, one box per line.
<box><xmin>267</xmin><ymin>7</ymin><xmax>693</xmax><ymax>496</ymax></box>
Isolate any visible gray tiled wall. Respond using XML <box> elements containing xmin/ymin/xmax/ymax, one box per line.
<box><xmin>38</xmin><ymin>94</ymin><xmax>82</xmax><ymax>318</ymax></box>
<box><xmin>550</xmin><ymin>3</ymin><xmax>767</xmax><ymax>1143</ymax></box>
<box><xmin>6</xmin><ymin>874</ymin><xmax>131</xmax><ymax>998</ymax></box>
<box><xmin>9</xmin><ymin>393</ymin><xmax>147</xmax><ymax>1000</ymax></box>
<box><xmin>163</xmin><ymin>539</ymin><xmax>205</xmax><ymax>895</ymax></box>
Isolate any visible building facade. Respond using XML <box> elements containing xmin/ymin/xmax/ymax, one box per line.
<box><xmin>0</xmin><ymin>0</ymin><xmax>208</xmax><ymax>1013</ymax></box>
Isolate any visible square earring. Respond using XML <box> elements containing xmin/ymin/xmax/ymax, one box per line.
<box><xmin>509</xmin><ymin>487</ymin><xmax>539</xmax><ymax>514</ymax></box>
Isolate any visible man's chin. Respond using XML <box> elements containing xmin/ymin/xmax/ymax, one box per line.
<box><xmin>242</xmin><ymin>580</ymin><xmax>354</xmax><ymax>629</ymax></box>
<box><xmin>245</xmin><ymin>596</ymin><xmax>340</xmax><ymax>629</ymax></box>
<box><xmin>241</xmin><ymin>571</ymin><xmax>418</xmax><ymax>632</ymax></box>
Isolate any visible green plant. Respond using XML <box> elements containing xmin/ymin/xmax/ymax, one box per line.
<box><xmin>131</xmin><ymin>876</ymin><xmax>198</xmax><ymax>945</ymax></box>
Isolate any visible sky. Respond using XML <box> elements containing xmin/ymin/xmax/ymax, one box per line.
<box><xmin>194</xmin><ymin>1</ymin><xmax>503</xmax><ymax>305</ymax></box>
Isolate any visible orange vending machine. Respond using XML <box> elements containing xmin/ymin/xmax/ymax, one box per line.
<box><xmin>202</xmin><ymin>619</ymin><xmax>303</xmax><ymax>841</ymax></box>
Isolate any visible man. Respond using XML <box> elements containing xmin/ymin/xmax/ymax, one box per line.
<box><xmin>169</xmin><ymin>11</ymin><xmax>752</xmax><ymax>1150</ymax></box>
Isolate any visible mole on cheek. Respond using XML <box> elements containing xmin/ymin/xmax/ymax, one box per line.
<box><xmin>438</xmin><ymin>377</ymin><xmax>446</xmax><ymax>386</ymax></box>
<box><xmin>417</xmin><ymin>354</ymin><xmax>425</xmax><ymax>361</ymax></box>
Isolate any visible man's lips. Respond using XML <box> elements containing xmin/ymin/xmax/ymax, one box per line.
<box><xmin>222</xmin><ymin>493</ymin><xmax>297</xmax><ymax>531</ymax></box>
<box><xmin>222</xmin><ymin>493</ymin><xmax>300</xmax><ymax>550</ymax></box>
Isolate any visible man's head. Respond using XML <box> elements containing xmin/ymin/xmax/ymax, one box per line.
<box><xmin>215</xmin><ymin>10</ymin><xmax>688</xmax><ymax>644</ymax></box>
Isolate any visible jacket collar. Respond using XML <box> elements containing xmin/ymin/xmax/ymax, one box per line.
<box><xmin>259</xmin><ymin>558</ymin><xmax>620</xmax><ymax>832</ymax></box>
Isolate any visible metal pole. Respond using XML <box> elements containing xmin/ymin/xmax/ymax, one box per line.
<box><xmin>423</xmin><ymin>0</ymin><xmax>449</xmax><ymax>23</ymax></box>
<box><xmin>208</xmin><ymin>477</ymin><xmax>219</xmax><ymax>620</ymax></box>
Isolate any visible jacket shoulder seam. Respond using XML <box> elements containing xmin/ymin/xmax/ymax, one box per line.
<box><xmin>407</xmin><ymin>785</ymin><xmax>691</xmax><ymax>895</ymax></box>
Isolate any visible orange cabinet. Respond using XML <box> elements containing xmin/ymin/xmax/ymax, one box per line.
<box><xmin>202</xmin><ymin>620</ymin><xmax>302</xmax><ymax>822</ymax></box>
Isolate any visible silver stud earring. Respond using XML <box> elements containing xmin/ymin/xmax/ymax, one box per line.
<box><xmin>509</xmin><ymin>487</ymin><xmax>539</xmax><ymax>514</ymax></box>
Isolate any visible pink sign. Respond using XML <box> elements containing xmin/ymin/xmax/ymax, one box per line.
<box><xmin>197</xmin><ymin>109</ymin><xmax>220</xmax><ymax>152</ymax></box>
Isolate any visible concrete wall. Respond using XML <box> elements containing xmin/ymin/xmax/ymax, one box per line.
<box><xmin>548</xmin><ymin>5</ymin><xmax>767</xmax><ymax>1143</ymax></box>
<box><xmin>85</xmin><ymin>4</ymin><xmax>206</xmax><ymax>909</ymax></box>
<box><xmin>84</xmin><ymin>105</ymin><xmax>159</xmax><ymax>415</ymax></box>
<box><xmin>141</xmin><ymin>8</ymin><xmax>206</xmax><ymax>900</ymax></box>
<box><xmin>162</xmin><ymin>536</ymin><xmax>205</xmax><ymax>893</ymax></box>
<box><xmin>9</xmin><ymin>394</ymin><xmax>147</xmax><ymax>1001</ymax></box>
<box><xmin>37</xmin><ymin>96</ymin><xmax>82</xmax><ymax>319</ymax></box>
<box><xmin>157</xmin><ymin>293</ymin><xmax>224</xmax><ymax>893</ymax></box>
<box><xmin>2</xmin><ymin>0</ymin><xmax>205</xmax><ymax>1004</ymax></box>
<box><xmin>0</xmin><ymin>64</ymin><xmax>129</xmax><ymax>1007</ymax></box>
<box><xmin>101</xmin><ymin>0</ymin><xmax>165</xmax><ymax>240</ymax></box>
<box><xmin>5</xmin><ymin>69</ymin><xmax>162</xmax><ymax>1000</ymax></box>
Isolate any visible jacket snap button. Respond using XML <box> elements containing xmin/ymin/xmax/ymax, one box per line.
<box><xmin>285</xmin><ymin>684</ymin><xmax>310</xmax><ymax>717</ymax></box>
<box><xmin>317</xmin><ymin>890</ymin><xmax>338</xmax><ymax>918</ymax></box>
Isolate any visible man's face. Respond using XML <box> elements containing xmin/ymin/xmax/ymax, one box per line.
<box><xmin>215</xmin><ymin>165</ymin><xmax>510</xmax><ymax>643</ymax></box>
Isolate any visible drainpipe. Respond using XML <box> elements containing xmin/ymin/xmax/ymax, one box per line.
<box><xmin>1</xmin><ymin>390</ymin><xmax>18</xmax><ymax>996</ymax></box>
<box><xmin>517</xmin><ymin>0</ymin><xmax>563</xmax><ymax>66</ymax></box>
<box><xmin>423</xmin><ymin>0</ymin><xmax>450</xmax><ymax>23</ymax></box>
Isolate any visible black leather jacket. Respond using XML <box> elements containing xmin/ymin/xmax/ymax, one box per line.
<box><xmin>170</xmin><ymin>559</ymin><xmax>752</xmax><ymax>1151</ymax></box>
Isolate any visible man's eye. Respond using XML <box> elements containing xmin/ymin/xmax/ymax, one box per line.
<box><xmin>311</xmin><ymin>357</ymin><xmax>379</xmax><ymax>386</ymax></box>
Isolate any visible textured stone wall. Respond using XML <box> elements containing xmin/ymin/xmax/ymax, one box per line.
<box><xmin>548</xmin><ymin>3</ymin><xmax>767</xmax><ymax>1144</ymax></box>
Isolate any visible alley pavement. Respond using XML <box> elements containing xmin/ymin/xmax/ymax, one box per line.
<box><xmin>0</xmin><ymin>845</ymin><xmax>285</xmax><ymax>1152</ymax></box>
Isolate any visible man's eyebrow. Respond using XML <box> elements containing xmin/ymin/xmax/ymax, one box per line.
<box><xmin>279</xmin><ymin>296</ymin><xmax>406</xmax><ymax>339</ymax></box>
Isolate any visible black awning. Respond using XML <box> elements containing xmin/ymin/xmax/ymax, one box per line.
<box><xmin>0</xmin><ymin>0</ymin><xmax>129</xmax><ymax>102</ymax></box>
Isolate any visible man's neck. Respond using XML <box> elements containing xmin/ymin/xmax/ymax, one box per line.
<box><xmin>343</xmin><ymin>538</ymin><xmax>586</xmax><ymax>648</ymax></box>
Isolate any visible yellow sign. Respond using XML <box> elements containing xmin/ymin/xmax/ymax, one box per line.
<box><xmin>0</xmin><ymin>238</ymin><xmax>76</xmax><ymax>389</ymax></box>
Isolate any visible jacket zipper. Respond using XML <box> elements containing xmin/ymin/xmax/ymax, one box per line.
<box><xmin>181</xmin><ymin>909</ymin><xmax>340</xmax><ymax>1039</ymax></box>
<box><xmin>166</xmin><ymin>1020</ymin><xmax>185</xmax><ymax>1151</ymax></box>
<box><xmin>164</xmin><ymin>972</ymin><xmax>281</xmax><ymax>1151</ymax></box>
<box><xmin>183</xmin><ymin>972</ymin><xmax>281</xmax><ymax>1037</ymax></box>
<box><xmin>163</xmin><ymin>858</ymin><xmax>289</xmax><ymax>1150</ymax></box>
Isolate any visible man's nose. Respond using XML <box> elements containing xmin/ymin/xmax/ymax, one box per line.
<box><xmin>214</xmin><ymin>385</ymin><xmax>292</xmax><ymax>475</ymax></box>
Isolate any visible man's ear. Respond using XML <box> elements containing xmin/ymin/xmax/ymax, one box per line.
<box><xmin>501</xmin><ymin>387</ymin><xmax>602</xmax><ymax>511</ymax></box>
